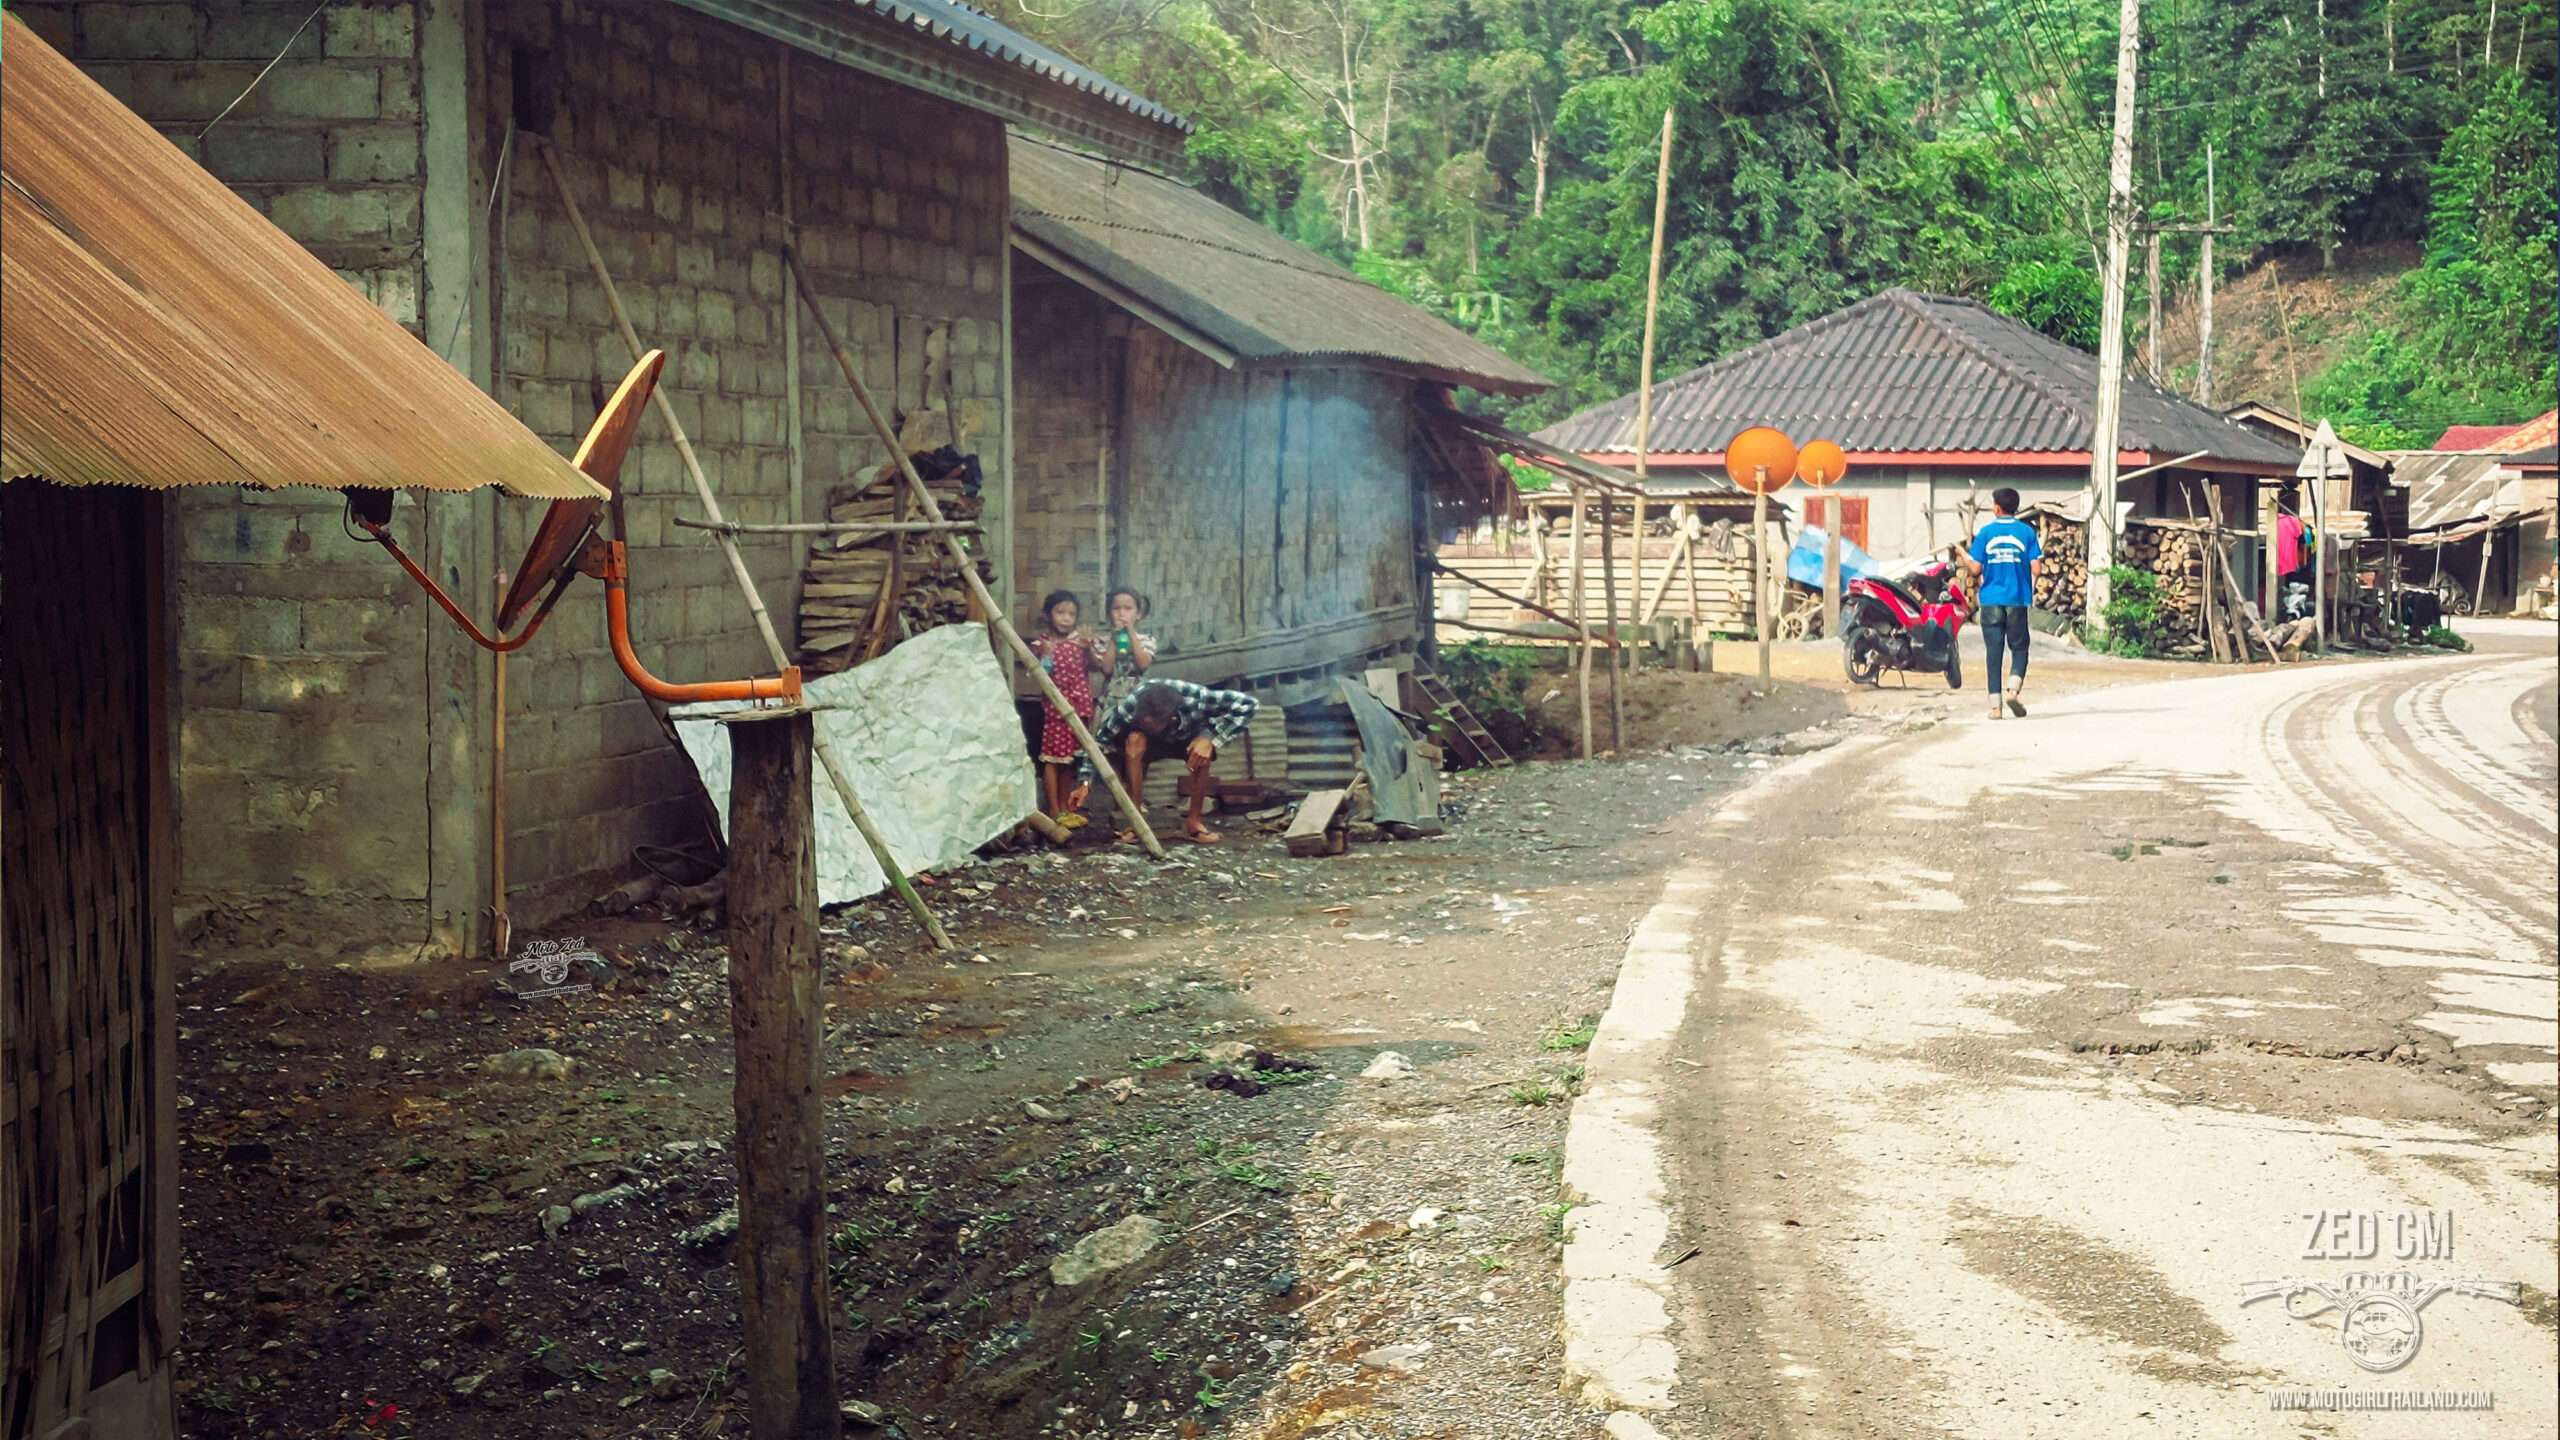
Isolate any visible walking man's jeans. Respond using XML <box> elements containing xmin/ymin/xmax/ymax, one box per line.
<box><xmin>1980</xmin><ymin>603</ymin><xmax>2030</xmax><ymax>694</ymax></box>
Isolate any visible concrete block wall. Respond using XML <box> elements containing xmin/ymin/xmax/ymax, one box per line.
<box><xmin>1010</xmin><ymin>265</ymin><xmax>1111</xmax><ymax>626</ymax></box>
<box><xmin>483</xmin><ymin>0</ymin><xmax>1010</xmax><ymax>919</ymax></box>
<box><xmin>27</xmin><ymin>0</ymin><xmax>443</xmax><ymax>941</ymax></box>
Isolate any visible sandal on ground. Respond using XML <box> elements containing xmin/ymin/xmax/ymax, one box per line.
<box><xmin>1054</xmin><ymin>812</ymin><xmax>1088</xmax><ymax>830</ymax></box>
<box><xmin>1184</xmin><ymin>824</ymin><xmax>1223</xmax><ymax>844</ymax></box>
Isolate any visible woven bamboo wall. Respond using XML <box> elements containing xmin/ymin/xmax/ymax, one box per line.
<box><xmin>3</xmin><ymin>481</ymin><xmax>178</xmax><ymax>1440</ymax></box>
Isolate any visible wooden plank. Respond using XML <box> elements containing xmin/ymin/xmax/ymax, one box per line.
<box><xmin>1285</xmin><ymin>789</ymin><xmax>1350</xmax><ymax>857</ymax></box>
<box><xmin>723</xmin><ymin>713</ymin><xmax>840</xmax><ymax>1439</ymax></box>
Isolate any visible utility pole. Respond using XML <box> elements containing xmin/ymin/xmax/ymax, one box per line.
<box><xmin>2196</xmin><ymin>145</ymin><xmax>2216</xmax><ymax>406</ymax></box>
<box><xmin>2087</xmin><ymin>0</ymin><xmax>2141</xmax><ymax>635</ymax></box>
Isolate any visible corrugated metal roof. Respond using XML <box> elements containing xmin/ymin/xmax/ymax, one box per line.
<box><xmin>845</xmin><ymin>1</ymin><xmax>1185</xmax><ymax>128</ymax></box>
<box><xmin>0</xmin><ymin>16</ymin><xmax>602</xmax><ymax>500</ymax></box>
<box><xmin>1538</xmin><ymin>289</ymin><xmax>2301</xmax><ymax>470</ymax></box>
<box><xmin>2388</xmin><ymin>451</ymin><xmax>2527</xmax><ymax>530</ymax></box>
<box><xmin>2508</xmin><ymin>444</ymin><xmax>2557</xmax><ymax>468</ymax></box>
<box><xmin>1009</xmin><ymin>136</ymin><xmax>1550</xmax><ymax>395</ymax></box>
<box><xmin>2492</xmin><ymin>408</ymin><xmax>2557</xmax><ymax>453</ymax></box>
<box><xmin>2429</xmin><ymin>423</ymin><xmax>2522</xmax><ymax>450</ymax></box>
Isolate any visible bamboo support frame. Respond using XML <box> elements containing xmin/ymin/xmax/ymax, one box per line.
<box><xmin>1429</xmin><ymin>559</ymin><xmax>1619</xmax><ymax>646</ymax></box>
<box><xmin>1599</xmin><ymin>493</ymin><xmax>1624</xmax><ymax>750</ymax></box>
<box><xmin>673</xmin><ymin>516</ymin><xmax>972</xmax><ymax>537</ymax></box>
<box><xmin>537</xmin><ymin>140</ymin><xmax>954</xmax><ymax>949</ymax></box>
<box><xmin>783</xmin><ymin>246</ymin><xmax>1168</xmax><ymax>859</ymax></box>
<box><xmin>1568</xmin><ymin>487</ymin><xmax>1593</xmax><ymax>758</ymax></box>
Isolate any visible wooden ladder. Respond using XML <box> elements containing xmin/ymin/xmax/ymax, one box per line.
<box><xmin>1410</xmin><ymin>662</ymin><xmax>1513</xmax><ymax>767</ymax></box>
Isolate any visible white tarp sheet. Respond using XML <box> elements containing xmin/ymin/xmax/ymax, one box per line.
<box><xmin>672</xmin><ymin>624</ymin><xmax>1037</xmax><ymax>905</ymax></box>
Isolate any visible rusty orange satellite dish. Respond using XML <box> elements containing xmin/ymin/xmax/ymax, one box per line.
<box><xmin>1725</xmin><ymin>427</ymin><xmax>1798</xmax><ymax>495</ymax></box>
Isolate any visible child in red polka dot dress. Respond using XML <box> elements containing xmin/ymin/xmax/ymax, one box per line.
<box><xmin>1027</xmin><ymin>589</ymin><xmax>1108</xmax><ymax>826</ymax></box>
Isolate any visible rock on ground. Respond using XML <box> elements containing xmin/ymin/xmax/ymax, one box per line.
<box><xmin>1049</xmin><ymin>1214</ymin><xmax>1165</xmax><ymax>1287</ymax></box>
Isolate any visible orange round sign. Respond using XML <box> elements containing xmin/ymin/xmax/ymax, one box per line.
<box><xmin>1725</xmin><ymin>426</ymin><xmax>1798</xmax><ymax>495</ymax></box>
<box><xmin>1795</xmin><ymin>439</ymin><xmax>1848</xmax><ymax>488</ymax></box>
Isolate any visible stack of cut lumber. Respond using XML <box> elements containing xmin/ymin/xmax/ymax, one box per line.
<box><xmin>795</xmin><ymin>467</ymin><xmax>988</xmax><ymax>673</ymax></box>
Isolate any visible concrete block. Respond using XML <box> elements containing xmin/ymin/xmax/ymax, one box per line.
<box><xmin>9</xmin><ymin>5</ymin><xmax>76</xmax><ymax>51</ymax></box>
<box><xmin>515</xmin><ymin>380</ymin><xmax>576</xmax><ymax>437</ymax></box>
<box><xmin>301</xmin><ymin>597</ymin><xmax>399</xmax><ymax>652</ymax></box>
<box><xmin>203</xmin><ymin>127</ymin><xmax>327</xmax><ymax>183</ymax></box>
<box><xmin>84</xmin><ymin>4</ymin><xmax>203</xmax><ymax>61</ymax></box>
<box><xmin>689</xmin><ymin>191</ymin><xmax>726</xmax><ymax>235</ymax></box>
<box><xmin>129</xmin><ymin>61</ymin><xmax>267</xmax><ymax>121</ymax></box>
<box><xmin>203</xmin><ymin>7</ymin><xmax>322</xmax><ymax>60</ymax></box>
<box><xmin>657</xmin><ymin>286</ymin><xmax>698</xmax><ymax>335</ymax></box>
<box><xmin>328</xmin><ymin>125</ymin><xmax>419</xmax><ymax>183</ymax></box>
<box><xmin>697</xmin><ymin>396</ymin><xmax>741</xmax><ymax>445</ymax></box>
<box><xmin>269</xmin><ymin>185</ymin><xmax>402</xmax><ymax>243</ymax></box>
<box><xmin>677</xmin><ymin>347</ymin><xmax>720</xmax><ymax>393</ymax></box>
<box><xmin>696</xmin><ymin>290</ymin><xmax>738</xmax><ymax>341</ymax></box>
<box><xmin>179</xmin><ymin>593</ymin><xmax>302</xmax><ymax>655</ymax></box>
<box><xmin>262</xmin><ymin>61</ymin><xmax>382</xmax><ymax>120</ymax></box>
<box><xmin>675</xmin><ymin>241</ymin><xmax>717</xmax><ymax>286</ymax></box>
<box><xmin>748</xmin><ymin>250</ymin><xmax>782</xmax><ymax>299</ymax></box>
<box><xmin>515</xmin><ymin>266</ymin><xmax>570</xmax><ymax>319</ymax></box>
<box><xmin>240</xmin><ymin>654</ymin><xmax>353</xmax><ymax>712</ymax></box>
<box><xmin>378</xmin><ymin>65</ymin><xmax>420</xmax><ymax>120</ymax></box>
<box><xmin>325</xmin><ymin>4</ymin><xmax>417</xmax><ymax>59</ymax></box>
<box><xmin>184</xmin><ymin>504</ymin><xmax>303</xmax><ymax>565</ymax></box>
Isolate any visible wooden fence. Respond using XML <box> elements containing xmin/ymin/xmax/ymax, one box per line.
<box><xmin>1433</xmin><ymin>521</ymin><xmax>1759</xmax><ymax>643</ymax></box>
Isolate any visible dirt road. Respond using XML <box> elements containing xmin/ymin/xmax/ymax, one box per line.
<box><xmin>1590</xmin><ymin>621</ymin><xmax>2558</xmax><ymax>1437</ymax></box>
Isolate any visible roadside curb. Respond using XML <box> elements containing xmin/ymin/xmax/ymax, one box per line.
<box><xmin>1557</xmin><ymin>735</ymin><xmax>1888</xmax><ymax>1417</ymax></box>
<box><xmin>1558</xmin><ymin>870</ymin><xmax>1707</xmax><ymax>1413</ymax></box>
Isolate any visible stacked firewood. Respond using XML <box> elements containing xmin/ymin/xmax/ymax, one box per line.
<box><xmin>2029</xmin><ymin>512</ymin><xmax>2087</xmax><ymax>615</ymax></box>
<box><xmin>2028</xmin><ymin>514</ymin><xmax>2211</xmax><ymax>631</ymax></box>
<box><xmin>795</xmin><ymin>464</ymin><xmax>989</xmax><ymax>675</ymax></box>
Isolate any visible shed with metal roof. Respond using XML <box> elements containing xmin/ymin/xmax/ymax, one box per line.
<box><xmin>1004</xmin><ymin>135</ymin><xmax>1550</xmax><ymax>767</ymax></box>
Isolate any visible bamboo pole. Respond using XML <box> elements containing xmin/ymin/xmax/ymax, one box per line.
<box><xmin>1599</xmin><ymin>493</ymin><xmax>1624</xmax><ymax>751</ymax></box>
<box><xmin>1441</xmin><ymin>618</ymin><xmax>1587</xmax><ymax>643</ymax></box>
<box><xmin>1569</xmin><ymin>486</ymin><xmax>1592</xmax><ymax>759</ymax></box>
<box><xmin>536</xmin><ymin>141</ymin><xmax>954</xmax><ymax>950</ymax></box>
<box><xmin>784</xmin><ymin>247</ymin><xmax>1168</xmax><ymax>859</ymax></box>
<box><xmin>491</xmin><ymin>569</ymin><xmax>511</xmax><ymax>957</ymax></box>
<box><xmin>673</xmin><ymin>517</ymin><xmax>972</xmax><ymax>536</ymax></box>
<box><xmin>1631</xmin><ymin>106</ymin><xmax>1674</xmax><ymax>672</ymax></box>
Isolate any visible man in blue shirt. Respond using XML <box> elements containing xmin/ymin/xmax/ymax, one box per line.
<box><xmin>1963</xmin><ymin>488</ymin><xmax>2042</xmax><ymax>719</ymax></box>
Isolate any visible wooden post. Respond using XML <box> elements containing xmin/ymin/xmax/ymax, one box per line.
<box><xmin>724</xmin><ymin>711</ymin><xmax>839</xmax><ymax>1440</ymax></box>
<box><xmin>784</xmin><ymin>248</ymin><xmax>1167</xmax><ymax>859</ymax></box>
<box><xmin>491</xmin><ymin>569</ymin><xmax>511</xmax><ymax>957</ymax></box>
<box><xmin>1569</xmin><ymin>486</ymin><xmax>1592</xmax><ymax>759</ymax></box>
<box><xmin>1599</xmin><ymin>493</ymin><xmax>1624</xmax><ymax>751</ymax></box>
<box><xmin>1754</xmin><ymin>479</ymin><xmax>1772</xmax><ymax>686</ymax></box>
<box><xmin>1822</xmin><ymin>492</ymin><xmax>1842</xmax><ymax>639</ymax></box>
<box><xmin>2144</xmin><ymin>228</ymin><xmax>2162</xmax><ymax>384</ymax></box>
<box><xmin>1683</xmin><ymin>515</ymin><xmax>1705</xmax><ymax>629</ymax></box>
<box><xmin>535</xmin><ymin>140</ymin><xmax>953</xmax><ymax>950</ymax></box>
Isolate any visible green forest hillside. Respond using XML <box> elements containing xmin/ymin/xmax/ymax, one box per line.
<box><xmin>1007</xmin><ymin>0</ymin><xmax>2556</xmax><ymax>438</ymax></box>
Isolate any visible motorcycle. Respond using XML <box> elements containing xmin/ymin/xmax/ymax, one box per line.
<box><xmin>1839</xmin><ymin>561</ymin><xmax>1969</xmax><ymax>689</ymax></box>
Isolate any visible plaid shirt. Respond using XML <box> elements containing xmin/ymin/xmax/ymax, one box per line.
<box><xmin>1077</xmin><ymin>679</ymin><xmax>1258</xmax><ymax>784</ymax></box>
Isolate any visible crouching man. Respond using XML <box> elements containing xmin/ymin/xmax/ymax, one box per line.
<box><xmin>1066</xmin><ymin>678</ymin><xmax>1258</xmax><ymax>845</ymax></box>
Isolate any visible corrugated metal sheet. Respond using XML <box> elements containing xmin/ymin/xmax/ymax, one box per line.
<box><xmin>0</xmin><ymin>17</ymin><xmax>601</xmax><ymax>500</ymax></box>
<box><xmin>1537</xmin><ymin>289</ymin><xmax>2301</xmax><ymax>471</ymax></box>
<box><xmin>1009</xmin><ymin>137</ymin><xmax>1550</xmax><ymax>395</ymax></box>
<box><xmin>2492</xmin><ymin>408</ymin><xmax>2558</xmax><ymax>453</ymax></box>
<box><xmin>2431</xmin><ymin>423</ymin><xmax>2523</xmax><ymax>451</ymax></box>
<box><xmin>2389</xmin><ymin>451</ymin><xmax>2531</xmax><ymax>531</ymax></box>
<box><xmin>2507</xmin><ymin>444</ymin><xmax>2557</xmax><ymax>468</ymax></box>
<box><xmin>846</xmin><ymin>0</ymin><xmax>1185</xmax><ymax>127</ymax></box>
